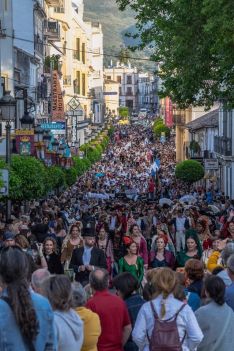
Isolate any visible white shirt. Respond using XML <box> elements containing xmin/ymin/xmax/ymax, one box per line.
<box><xmin>132</xmin><ymin>294</ymin><xmax>203</xmax><ymax>351</ymax></box>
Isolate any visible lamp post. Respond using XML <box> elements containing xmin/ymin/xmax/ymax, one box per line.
<box><xmin>20</xmin><ymin>111</ymin><xmax>34</xmax><ymax>129</ymax></box>
<box><xmin>34</xmin><ymin>126</ymin><xmax>44</xmax><ymax>159</ymax></box>
<box><xmin>0</xmin><ymin>91</ymin><xmax>16</xmax><ymax>221</ymax></box>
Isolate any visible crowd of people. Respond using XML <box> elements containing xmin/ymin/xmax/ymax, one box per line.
<box><xmin>0</xmin><ymin>123</ymin><xmax>234</xmax><ymax>351</ymax></box>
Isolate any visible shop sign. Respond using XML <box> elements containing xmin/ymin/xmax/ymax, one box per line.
<box><xmin>52</xmin><ymin>70</ymin><xmax>64</xmax><ymax>120</ymax></box>
<box><xmin>204</xmin><ymin>159</ymin><xmax>219</xmax><ymax>170</ymax></box>
<box><xmin>41</xmin><ymin>122</ymin><xmax>66</xmax><ymax>130</ymax></box>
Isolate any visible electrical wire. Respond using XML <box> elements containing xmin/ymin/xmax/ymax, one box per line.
<box><xmin>5</xmin><ymin>33</ymin><xmax>156</xmax><ymax>63</ymax></box>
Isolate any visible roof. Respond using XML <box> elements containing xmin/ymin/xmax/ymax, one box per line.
<box><xmin>186</xmin><ymin>109</ymin><xmax>219</xmax><ymax>131</ymax></box>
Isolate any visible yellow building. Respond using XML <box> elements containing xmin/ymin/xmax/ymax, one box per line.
<box><xmin>48</xmin><ymin>0</ymin><xmax>91</xmax><ymax>144</ymax></box>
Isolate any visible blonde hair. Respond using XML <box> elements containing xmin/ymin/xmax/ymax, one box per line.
<box><xmin>151</xmin><ymin>268</ymin><xmax>176</xmax><ymax>318</ymax></box>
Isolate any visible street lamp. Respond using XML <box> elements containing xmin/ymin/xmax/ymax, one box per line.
<box><xmin>0</xmin><ymin>91</ymin><xmax>16</xmax><ymax>222</ymax></box>
<box><xmin>34</xmin><ymin>126</ymin><xmax>44</xmax><ymax>143</ymax></box>
<box><xmin>0</xmin><ymin>91</ymin><xmax>16</xmax><ymax>164</ymax></box>
<box><xmin>20</xmin><ymin>111</ymin><xmax>34</xmax><ymax>129</ymax></box>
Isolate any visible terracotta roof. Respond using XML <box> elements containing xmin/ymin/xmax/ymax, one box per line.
<box><xmin>186</xmin><ymin>109</ymin><xmax>219</xmax><ymax>130</ymax></box>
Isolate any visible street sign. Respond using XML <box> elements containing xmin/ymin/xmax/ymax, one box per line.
<box><xmin>68</xmin><ymin>96</ymin><xmax>80</xmax><ymax>111</ymax></box>
<box><xmin>204</xmin><ymin>159</ymin><xmax>219</xmax><ymax>170</ymax></box>
<box><xmin>0</xmin><ymin>169</ymin><xmax>9</xmax><ymax>196</ymax></box>
<box><xmin>41</xmin><ymin>122</ymin><xmax>66</xmax><ymax>130</ymax></box>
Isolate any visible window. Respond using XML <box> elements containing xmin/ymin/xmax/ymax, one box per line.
<box><xmin>117</xmin><ymin>76</ymin><xmax>121</xmax><ymax>83</ymax></box>
<box><xmin>73</xmin><ymin>38</ymin><xmax>80</xmax><ymax>60</ymax></box>
<box><xmin>127</xmin><ymin>75</ymin><xmax>132</xmax><ymax>84</ymax></box>
<box><xmin>54</xmin><ymin>7</ymin><xmax>65</xmax><ymax>13</ymax></box>
<box><xmin>82</xmin><ymin>73</ymin><xmax>86</xmax><ymax>96</ymax></box>
<box><xmin>74</xmin><ymin>71</ymin><xmax>80</xmax><ymax>95</ymax></box>
<box><xmin>107</xmin><ymin>76</ymin><xmax>111</xmax><ymax>80</ymax></box>
<box><xmin>82</xmin><ymin>43</ymin><xmax>86</xmax><ymax>64</ymax></box>
<box><xmin>119</xmin><ymin>87</ymin><xmax>122</xmax><ymax>95</ymax></box>
<box><xmin>126</xmin><ymin>87</ymin><xmax>133</xmax><ymax>96</ymax></box>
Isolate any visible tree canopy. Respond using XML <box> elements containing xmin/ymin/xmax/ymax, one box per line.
<box><xmin>116</xmin><ymin>0</ymin><xmax>234</xmax><ymax>108</ymax></box>
<box><xmin>175</xmin><ymin>160</ymin><xmax>204</xmax><ymax>183</ymax></box>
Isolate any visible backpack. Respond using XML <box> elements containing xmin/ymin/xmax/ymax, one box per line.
<box><xmin>148</xmin><ymin>301</ymin><xmax>186</xmax><ymax>351</ymax></box>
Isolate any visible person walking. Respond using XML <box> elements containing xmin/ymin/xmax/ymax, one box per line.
<box><xmin>195</xmin><ymin>275</ymin><xmax>234</xmax><ymax>351</ymax></box>
<box><xmin>42</xmin><ymin>274</ymin><xmax>84</xmax><ymax>351</ymax></box>
<box><xmin>86</xmin><ymin>268</ymin><xmax>132</xmax><ymax>351</ymax></box>
<box><xmin>0</xmin><ymin>246</ymin><xmax>57</xmax><ymax>351</ymax></box>
<box><xmin>132</xmin><ymin>267</ymin><xmax>203</xmax><ymax>351</ymax></box>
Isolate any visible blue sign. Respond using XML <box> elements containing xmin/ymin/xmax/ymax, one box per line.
<box><xmin>41</xmin><ymin>122</ymin><xmax>66</xmax><ymax>130</ymax></box>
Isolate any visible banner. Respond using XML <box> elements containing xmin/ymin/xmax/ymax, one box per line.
<box><xmin>52</xmin><ymin>70</ymin><xmax>65</xmax><ymax>120</ymax></box>
<box><xmin>165</xmin><ymin>97</ymin><xmax>173</xmax><ymax>127</ymax></box>
<box><xmin>15</xmin><ymin>129</ymin><xmax>35</xmax><ymax>156</ymax></box>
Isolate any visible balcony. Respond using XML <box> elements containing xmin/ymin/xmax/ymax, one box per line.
<box><xmin>44</xmin><ymin>20</ymin><xmax>60</xmax><ymax>41</ymax></box>
<box><xmin>34</xmin><ymin>34</ymin><xmax>44</xmax><ymax>56</ymax></box>
<box><xmin>63</xmin><ymin>75</ymin><xmax>71</xmax><ymax>86</ymax></box>
<box><xmin>214</xmin><ymin>136</ymin><xmax>232</xmax><ymax>157</ymax></box>
<box><xmin>173</xmin><ymin>114</ymin><xmax>185</xmax><ymax>126</ymax></box>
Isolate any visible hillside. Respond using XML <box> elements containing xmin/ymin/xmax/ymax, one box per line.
<box><xmin>83</xmin><ymin>0</ymin><xmax>137</xmax><ymax>66</ymax></box>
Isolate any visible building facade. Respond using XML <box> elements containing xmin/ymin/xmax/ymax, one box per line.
<box><xmin>104</xmin><ymin>79</ymin><xmax>119</xmax><ymax>116</ymax></box>
<box><xmin>214</xmin><ymin>107</ymin><xmax>234</xmax><ymax>197</ymax></box>
<box><xmin>104</xmin><ymin>63</ymin><xmax>138</xmax><ymax>113</ymax></box>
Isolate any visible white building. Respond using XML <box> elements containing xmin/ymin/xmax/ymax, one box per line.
<box><xmin>85</xmin><ymin>21</ymin><xmax>104</xmax><ymax>125</ymax></box>
<box><xmin>104</xmin><ymin>62</ymin><xmax>138</xmax><ymax>113</ymax></box>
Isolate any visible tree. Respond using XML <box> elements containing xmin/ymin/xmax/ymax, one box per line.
<box><xmin>118</xmin><ymin>47</ymin><xmax>132</xmax><ymax>65</ymax></box>
<box><xmin>63</xmin><ymin>167</ymin><xmax>77</xmax><ymax>187</ymax></box>
<box><xmin>116</xmin><ymin>0</ymin><xmax>234</xmax><ymax>108</ymax></box>
<box><xmin>10</xmin><ymin>156</ymin><xmax>47</xmax><ymax>200</ymax></box>
<box><xmin>118</xmin><ymin>106</ymin><xmax>129</xmax><ymax>119</ymax></box>
<box><xmin>46</xmin><ymin>166</ymin><xmax>66</xmax><ymax>191</ymax></box>
<box><xmin>153</xmin><ymin>123</ymin><xmax>170</xmax><ymax>138</ymax></box>
<box><xmin>175</xmin><ymin>160</ymin><xmax>204</xmax><ymax>183</ymax></box>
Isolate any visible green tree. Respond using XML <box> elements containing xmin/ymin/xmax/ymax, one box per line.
<box><xmin>11</xmin><ymin>155</ymin><xmax>47</xmax><ymax>200</ymax></box>
<box><xmin>175</xmin><ymin>160</ymin><xmax>204</xmax><ymax>183</ymax></box>
<box><xmin>118</xmin><ymin>46</ymin><xmax>132</xmax><ymax>65</ymax></box>
<box><xmin>118</xmin><ymin>107</ymin><xmax>129</xmax><ymax>119</ymax></box>
<box><xmin>63</xmin><ymin>167</ymin><xmax>77</xmax><ymax>187</ymax></box>
<box><xmin>46</xmin><ymin>166</ymin><xmax>66</xmax><ymax>191</ymax></box>
<box><xmin>153</xmin><ymin>123</ymin><xmax>170</xmax><ymax>138</ymax></box>
<box><xmin>116</xmin><ymin>0</ymin><xmax>234</xmax><ymax>108</ymax></box>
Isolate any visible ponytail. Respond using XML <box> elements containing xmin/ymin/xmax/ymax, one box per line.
<box><xmin>7</xmin><ymin>279</ymin><xmax>39</xmax><ymax>340</ymax></box>
<box><xmin>0</xmin><ymin>247</ymin><xmax>39</xmax><ymax>341</ymax></box>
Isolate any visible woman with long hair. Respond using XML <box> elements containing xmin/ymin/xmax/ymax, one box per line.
<box><xmin>132</xmin><ymin>267</ymin><xmax>203</xmax><ymax>351</ymax></box>
<box><xmin>195</xmin><ymin>275</ymin><xmax>234</xmax><ymax>351</ymax></box>
<box><xmin>96</xmin><ymin>226</ymin><xmax>114</xmax><ymax>281</ymax></box>
<box><xmin>150</xmin><ymin>234</ymin><xmax>175</xmax><ymax>269</ymax></box>
<box><xmin>177</xmin><ymin>229</ymin><xmax>203</xmax><ymax>267</ymax></box>
<box><xmin>119</xmin><ymin>237</ymin><xmax>144</xmax><ymax>284</ymax></box>
<box><xmin>129</xmin><ymin>224</ymin><xmax>148</xmax><ymax>268</ymax></box>
<box><xmin>61</xmin><ymin>223</ymin><xmax>83</xmax><ymax>269</ymax></box>
<box><xmin>42</xmin><ymin>275</ymin><xmax>84</xmax><ymax>351</ymax></box>
<box><xmin>43</xmin><ymin>237</ymin><xmax>64</xmax><ymax>274</ymax></box>
<box><xmin>0</xmin><ymin>246</ymin><xmax>56</xmax><ymax>350</ymax></box>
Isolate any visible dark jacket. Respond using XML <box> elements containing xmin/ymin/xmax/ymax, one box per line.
<box><xmin>45</xmin><ymin>252</ymin><xmax>64</xmax><ymax>275</ymax></box>
<box><xmin>124</xmin><ymin>294</ymin><xmax>145</xmax><ymax>351</ymax></box>
<box><xmin>70</xmin><ymin>246</ymin><xmax>107</xmax><ymax>285</ymax></box>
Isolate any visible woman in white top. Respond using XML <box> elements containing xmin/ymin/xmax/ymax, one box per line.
<box><xmin>132</xmin><ymin>267</ymin><xmax>203</xmax><ymax>351</ymax></box>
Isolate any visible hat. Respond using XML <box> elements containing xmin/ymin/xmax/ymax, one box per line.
<box><xmin>3</xmin><ymin>232</ymin><xmax>15</xmax><ymax>241</ymax></box>
<box><xmin>82</xmin><ymin>221</ymin><xmax>95</xmax><ymax>237</ymax></box>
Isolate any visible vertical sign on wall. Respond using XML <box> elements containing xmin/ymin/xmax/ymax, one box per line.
<box><xmin>52</xmin><ymin>70</ymin><xmax>65</xmax><ymax>121</ymax></box>
<box><xmin>165</xmin><ymin>97</ymin><xmax>173</xmax><ymax>127</ymax></box>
